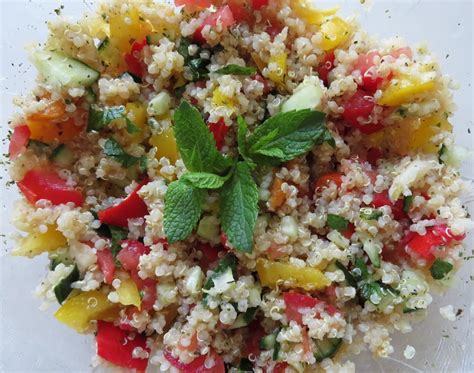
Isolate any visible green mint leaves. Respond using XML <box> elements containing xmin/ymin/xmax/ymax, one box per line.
<box><xmin>430</xmin><ymin>258</ymin><xmax>453</xmax><ymax>280</ymax></box>
<box><xmin>164</xmin><ymin>179</ymin><xmax>205</xmax><ymax>243</ymax></box>
<box><xmin>103</xmin><ymin>138</ymin><xmax>147</xmax><ymax>170</ymax></box>
<box><xmin>215</xmin><ymin>64</ymin><xmax>257</xmax><ymax>76</ymax></box>
<box><xmin>164</xmin><ymin>101</ymin><xmax>331</xmax><ymax>253</ymax></box>
<box><xmin>327</xmin><ymin>214</ymin><xmax>349</xmax><ymax>231</ymax></box>
<box><xmin>88</xmin><ymin>105</ymin><xmax>141</xmax><ymax>134</ymax></box>
<box><xmin>220</xmin><ymin>162</ymin><xmax>259</xmax><ymax>253</ymax></box>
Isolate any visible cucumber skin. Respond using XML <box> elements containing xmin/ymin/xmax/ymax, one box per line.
<box><xmin>53</xmin><ymin>265</ymin><xmax>80</xmax><ymax>304</ymax></box>
<box><xmin>314</xmin><ymin>338</ymin><xmax>342</xmax><ymax>362</ymax></box>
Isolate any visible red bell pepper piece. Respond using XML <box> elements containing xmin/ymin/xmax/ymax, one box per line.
<box><xmin>251</xmin><ymin>0</ymin><xmax>269</xmax><ymax>10</ymax></box>
<box><xmin>164</xmin><ymin>349</ymin><xmax>225</xmax><ymax>373</ymax></box>
<box><xmin>318</xmin><ymin>51</ymin><xmax>335</xmax><ymax>86</ymax></box>
<box><xmin>193</xmin><ymin>6</ymin><xmax>235</xmax><ymax>44</ymax></box>
<box><xmin>208</xmin><ymin>118</ymin><xmax>230</xmax><ymax>150</ymax></box>
<box><xmin>283</xmin><ymin>292</ymin><xmax>338</xmax><ymax>324</ymax></box>
<box><xmin>9</xmin><ymin>125</ymin><xmax>30</xmax><ymax>160</ymax></box>
<box><xmin>96</xmin><ymin>321</ymin><xmax>149</xmax><ymax>371</ymax></box>
<box><xmin>98</xmin><ymin>179</ymin><xmax>149</xmax><ymax>228</ymax></box>
<box><xmin>17</xmin><ymin>168</ymin><xmax>84</xmax><ymax>206</ymax></box>
<box><xmin>124</xmin><ymin>38</ymin><xmax>148</xmax><ymax>79</ymax></box>
<box><xmin>96</xmin><ymin>248</ymin><xmax>116</xmax><ymax>284</ymax></box>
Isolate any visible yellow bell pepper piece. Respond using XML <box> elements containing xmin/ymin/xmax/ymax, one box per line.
<box><xmin>256</xmin><ymin>259</ymin><xmax>330</xmax><ymax>291</ymax></box>
<box><xmin>291</xmin><ymin>0</ymin><xmax>339</xmax><ymax>25</ymax></box>
<box><xmin>318</xmin><ymin>16</ymin><xmax>350</xmax><ymax>51</ymax></box>
<box><xmin>378</xmin><ymin>77</ymin><xmax>436</xmax><ymax>106</ymax></box>
<box><xmin>409</xmin><ymin>114</ymin><xmax>452</xmax><ymax>153</ymax></box>
<box><xmin>109</xmin><ymin>6</ymin><xmax>151</xmax><ymax>54</ymax></box>
<box><xmin>12</xmin><ymin>225</ymin><xmax>67</xmax><ymax>258</ymax></box>
<box><xmin>149</xmin><ymin>126</ymin><xmax>179</xmax><ymax>164</ymax></box>
<box><xmin>116</xmin><ymin>278</ymin><xmax>141</xmax><ymax>308</ymax></box>
<box><xmin>212</xmin><ymin>88</ymin><xmax>236</xmax><ymax>108</ymax></box>
<box><xmin>267</xmin><ymin>52</ymin><xmax>288</xmax><ymax>85</ymax></box>
<box><xmin>126</xmin><ymin>102</ymin><xmax>148</xmax><ymax>143</ymax></box>
<box><xmin>54</xmin><ymin>290</ymin><xmax>120</xmax><ymax>333</ymax></box>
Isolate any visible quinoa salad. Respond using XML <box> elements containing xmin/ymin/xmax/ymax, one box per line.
<box><xmin>6</xmin><ymin>0</ymin><xmax>473</xmax><ymax>372</ymax></box>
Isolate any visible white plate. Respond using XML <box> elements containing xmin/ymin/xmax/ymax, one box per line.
<box><xmin>0</xmin><ymin>1</ymin><xmax>473</xmax><ymax>372</ymax></box>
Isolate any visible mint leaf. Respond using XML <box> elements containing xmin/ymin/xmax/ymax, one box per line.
<box><xmin>430</xmin><ymin>259</ymin><xmax>453</xmax><ymax>280</ymax></box>
<box><xmin>103</xmin><ymin>138</ymin><xmax>141</xmax><ymax>168</ymax></box>
<box><xmin>403</xmin><ymin>195</ymin><xmax>413</xmax><ymax>213</ymax></box>
<box><xmin>327</xmin><ymin>214</ymin><xmax>349</xmax><ymax>231</ymax></box>
<box><xmin>220</xmin><ymin>162</ymin><xmax>258</xmax><ymax>253</ymax></box>
<box><xmin>247</xmin><ymin>110</ymin><xmax>327</xmax><ymax>163</ymax></box>
<box><xmin>173</xmin><ymin>100</ymin><xmax>231</xmax><ymax>173</ymax></box>
<box><xmin>181</xmin><ymin>172</ymin><xmax>230</xmax><ymax>189</ymax></box>
<box><xmin>164</xmin><ymin>179</ymin><xmax>205</xmax><ymax>243</ymax></box>
<box><xmin>87</xmin><ymin>105</ymin><xmax>141</xmax><ymax>134</ymax></box>
<box><xmin>215</xmin><ymin>64</ymin><xmax>257</xmax><ymax>76</ymax></box>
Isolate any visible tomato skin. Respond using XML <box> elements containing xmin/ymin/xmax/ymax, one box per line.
<box><xmin>124</xmin><ymin>38</ymin><xmax>148</xmax><ymax>78</ymax></box>
<box><xmin>98</xmin><ymin>179</ymin><xmax>149</xmax><ymax>228</ymax></box>
<box><xmin>353</xmin><ymin>51</ymin><xmax>384</xmax><ymax>93</ymax></box>
<box><xmin>390</xmin><ymin>47</ymin><xmax>413</xmax><ymax>60</ymax></box>
<box><xmin>96</xmin><ymin>248</ymin><xmax>116</xmax><ymax>284</ymax></box>
<box><xmin>283</xmin><ymin>292</ymin><xmax>320</xmax><ymax>324</ymax></box>
<box><xmin>318</xmin><ymin>51</ymin><xmax>335</xmax><ymax>86</ymax></box>
<box><xmin>9</xmin><ymin>125</ymin><xmax>30</xmax><ymax>160</ymax></box>
<box><xmin>96</xmin><ymin>321</ymin><xmax>149</xmax><ymax>371</ymax></box>
<box><xmin>17</xmin><ymin>169</ymin><xmax>84</xmax><ymax>207</ymax></box>
<box><xmin>251</xmin><ymin>0</ymin><xmax>269</xmax><ymax>9</ymax></box>
<box><xmin>371</xmin><ymin>192</ymin><xmax>405</xmax><ymax>220</ymax></box>
<box><xmin>273</xmin><ymin>362</ymin><xmax>289</xmax><ymax>373</ymax></box>
<box><xmin>193</xmin><ymin>6</ymin><xmax>235</xmax><ymax>44</ymax></box>
<box><xmin>117</xmin><ymin>240</ymin><xmax>151</xmax><ymax>272</ymax></box>
<box><xmin>315</xmin><ymin>172</ymin><xmax>343</xmax><ymax>192</ymax></box>
<box><xmin>341</xmin><ymin>223</ymin><xmax>355</xmax><ymax>240</ymax></box>
<box><xmin>367</xmin><ymin>147</ymin><xmax>383</xmax><ymax>166</ymax></box>
<box><xmin>228</xmin><ymin>0</ymin><xmax>253</xmax><ymax>23</ymax></box>
<box><xmin>164</xmin><ymin>350</ymin><xmax>225</xmax><ymax>373</ymax></box>
<box><xmin>208</xmin><ymin>118</ymin><xmax>230</xmax><ymax>150</ymax></box>
<box><xmin>342</xmin><ymin>90</ymin><xmax>382</xmax><ymax>134</ymax></box>
<box><xmin>244</xmin><ymin>321</ymin><xmax>265</xmax><ymax>358</ymax></box>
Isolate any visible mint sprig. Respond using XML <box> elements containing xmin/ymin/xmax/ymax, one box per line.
<box><xmin>215</xmin><ymin>64</ymin><xmax>257</xmax><ymax>76</ymax></box>
<box><xmin>220</xmin><ymin>162</ymin><xmax>259</xmax><ymax>253</ymax></box>
<box><xmin>88</xmin><ymin>105</ymin><xmax>141</xmax><ymax>134</ymax></box>
<box><xmin>103</xmin><ymin>138</ymin><xmax>146</xmax><ymax>170</ymax></box>
<box><xmin>164</xmin><ymin>179</ymin><xmax>205</xmax><ymax>243</ymax></box>
<box><xmin>181</xmin><ymin>172</ymin><xmax>230</xmax><ymax>189</ymax></box>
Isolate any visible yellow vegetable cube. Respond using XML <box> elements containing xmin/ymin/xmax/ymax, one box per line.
<box><xmin>378</xmin><ymin>77</ymin><xmax>436</xmax><ymax>106</ymax></box>
<box><xmin>109</xmin><ymin>7</ymin><xmax>151</xmax><ymax>54</ymax></box>
<box><xmin>318</xmin><ymin>17</ymin><xmax>350</xmax><ymax>51</ymax></box>
<box><xmin>149</xmin><ymin>126</ymin><xmax>179</xmax><ymax>164</ymax></box>
<box><xmin>116</xmin><ymin>278</ymin><xmax>141</xmax><ymax>308</ymax></box>
<box><xmin>12</xmin><ymin>225</ymin><xmax>67</xmax><ymax>258</ymax></box>
<box><xmin>409</xmin><ymin>114</ymin><xmax>452</xmax><ymax>153</ymax></box>
<box><xmin>256</xmin><ymin>259</ymin><xmax>330</xmax><ymax>291</ymax></box>
<box><xmin>291</xmin><ymin>0</ymin><xmax>339</xmax><ymax>25</ymax></box>
<box><xmin>126</xmin><ymin>102</ymin><xmax>148</xmax><ymax>143</ymax></box>
<box><xmin>212</xmin><ymin>88</ymin><xmax>236</xmax><ymax>108</ymax></box>
<box><xmin>267</xmin><ymin>52</ymin><xmax>288</xmax><ymax>85</ymax></box>
<box><xmin>54</xmin><ymin>290</ymin><xmax>120</xmax><ymax>333</ymax></box>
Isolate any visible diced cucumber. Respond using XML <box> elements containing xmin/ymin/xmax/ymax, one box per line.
<box><xmin>273</xmin><ymin>339</ymin><xmax>281</xmax><ymax>361</ymax></box>
<box><xmin>327</xmin><ymin>230</ymin><xmax>350</xmax><ymax>249</ymax></box>
<box><xmin>281</xmin><ymin>79</ymin><xmax>324</xmax><ymax>112</ymax></box>
<box><xmin>398</xmin><ymin>270</ymin><xmax>427</xmax><ymax>298</ymax></box>
<box><xmin>248</xmin><ymin>285</ymin><xmax>262</xmax><ymax>307</ymax></box>
<box><xmin>148</xmin><ymin>91</ymin><xmax>171</xmax><ymax>117</ymax></box>
<box><xmin>146</xmin><ymin>33</ymin><xmax>162</xmax><ymax>45</ymax></box>
<box><xmin>205</xmin><ymin>267</ymin><xmax>235</xmax><ymax>297</ymax></box>
<box><xmin>202</xmin><ymin>254</ymin><xmax>237</xmax><ymax>305</ymax></box>
<box><xmin>84</xmin><ymin>87</ymin><xmax>97</xmax><ymax>104</ymax></box>
<box><xmin>31</xmin><ymin>50</ymin><xmax>99</xmax><ymax>88</ymax></box>
<box><xmin>230</xmin><ymin>307</ymin><xmax>258</xmax><ymax>329</ymax></box>
<box><xmin>361</xmin><ymin>236</ymin><xmax>381</xmax><ymax>268</ymax></box>
<box><xmin>402</xmin><ymin>304</ymin><xmax>420</xmax><ymax>313</ymax></box>
<box><xmin>50</xmin><ymin>144</ymin><xmax>74</xmax><ymax>168</ymax></box>
<box><xmin>439</xmin><ymin>144</ymin><xmax>472</xmax><ymax>168</ymax></box>
<box><xmin>184</xmin><ymin>266</ymin><xmax>204</xmax><ymax>295</ymax></box>
<box><xmin>49</xmin><ymin>250</ymin><xmax>74</xmax><ymax>270</ymax></box>
<box><xmin>157</xmin><ymin>282</ymin><xmax>178</xmax><ymax>307</ymax></box>
<box><xmin>53</xmin><ymin>264</ymin><xmax>79</xmax><ymax>304</ymax></box>
<box><xmin>197</xmin><ymin>215</ymin><xmax>220</xmax><ymax>243</ymax></box>
<box><xmin>313</xmin><ymin>338</ymin><xmax>342</xmax><ymax>362</ymax></box>
<box><xmin>360</xmin><ymin>282</ymin><xmax>398</xmax><ymax>311</ymax></box>
<box><xmin>260</xmin><ymin>333</ymin><xmax>277</xmax><ymax>350</ymax></box>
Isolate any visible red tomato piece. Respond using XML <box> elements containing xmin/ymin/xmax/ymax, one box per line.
<box><xmin>341</xmin><ymin>223</ymin><xmax>355</xmax><ymax>240</ymax></box>
<box><xmin>317</xmin><ymin>51</ymin><xmax>335</xmax><ymax>86</ymax></box>
<box><xmin>352</xmin><ymin>51</ymin><xmax>384</xmax><ymax>93</ymax></box>
<box><xmin>251</xmin><ymin>0</ymin><xmax>269</xmax><ymax>9</ymax></box>
<box><xmin>253</xmin><ymin>74</ymin><xmax>271</xmax><ymax>95</ymax></box>
<box><xmin>244</xmin><ymin>321</ymin><xmax>265</xmax><ymax>358</ymax></box>
<box><xmin>9</xmin><ymin>125</ymin><xmax>30</xmax><ymax>160</ymax></box>
<box><xmin>208</xmin><ymin>118</ymin><xmax>230</xmax><ymax>150</ymax></box>
<box><xmin>175</xmin><ymin>0</ymin><xmax>214</xmax><ymax>7</ymax></box>
<box><xmin>265</xmin><ymin>22</ymin><xmax>283</xmax><ymax>41</ymax></box>
<box><xmin>164</xmin><ymin>350</ymin><xmax>225</xmax><ymax>373</ymax></box>
<box><xmin>98</xmin><ymin>179</ymin><xmax>149</xmax><ymax>228</ymax></box>
<box><xmin>371</xmin><ymin>192</ymin><xmax>405</xmax><ymax>220</ymax></box>
<box><xmin>124</xmin><ymin>38</ymin><xmax>148</xmax><ymax>78</ymax></box>
<box><xmin>193</xmin><ymin>6</ymin><xmax>235</xmax><ymax>44</ymax></box>
<box><xmin>315</xmin><ymin>172</ymin><xmax>343</xmax><ymax>192</ymax></box>
<box><xmin>117</xmin><ymin>240</ymin><xmax>151</xmax><ymax>272</ymax></box>
<box><xmin>283</xmin><ymin>292</ymin><xmax>320</xmax><ymax>324</ymax></box>
<box><xmin>367</xmin><ymin>147</ymin><xmax>383</xmax><ymax>166</ymax></box>
<box><xmin>17</xmin><ymin>168</ymin><xmax>84</xmax><ymax>206</ymax></box>
<box><xmin>342</xmin><ymin>90</ymin><xmax>382</xmax><ymax>134</ymax></box>
<box><xmin>228</xmin><ymin>0</ymin><xmax>253</xmax><ymax>23</ymax></box>
<box><xmin>97</xmin><ymin>321</ymin><xmax>149</xmax><ymax>371</ymax></box>
<box><xmin>96</xmin><ymin>248</ymin><xmax>116</xmax><ymax>284</ymax></box>
<box><xmin>274</xmin><ymin>362</ymin><xmax>289</xmax><ymax>373</ymax></box>
<box><xmin>390</xmin><ymin>47</ymin><xmax>413</xmax><ymax>60</ymax></box>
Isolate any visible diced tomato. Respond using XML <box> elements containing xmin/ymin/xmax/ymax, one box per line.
<box><xmin>137</xmin><ymin>278</ymin><xmax>157</xmax><ymax>311</ymax></box>
<box><xmin>371</xmin><ymin>191</ymin><xmax>405</xmax><ymax>220</ymax></box>
<box><xmin>406</xmin><ymin>224</ymin><xmax>465</xmax><ymax>262</ymax></box>
<box><xmin>9</xmin><ymin>125</ymin><xmax>30</xmax><ymax>160</ymax></box>
<box><xmin>244</xmin><ymin>321</ymin><xmax>265</xmax><ymax>358</ymax></box>
<box><xmin>124</xmin><ymin>38</ymin><xmax>148</xmax><ymax>78</ymax></box>
<box><xmin>265</xmin><ymin>22</ymin><xmax>283</xmax><ymax>41</ymax></box>
<box><xmin>283</xmin><ymin>292</ymin><xmax>339</xmax><ymax>324</ymax></box>
<box><xmin>266</xmin><ymin>244</ymin><xmax>287</xmax><ymax>260</ymax></box>
<box><xmin>208</xmin><ymin>118</ymin><xmax>230</xmax><ymax>150</ymax></box>
<box><xmin>390</xmin><ymin>47</ymin><xmax>413</xmax><ymax>60</ymax></box>
<box><xmin>274</xmin><ymin>362</ymin><xmax>289</xmax><ymax>373</ymax></box>
<box><xmin>341</xmin><ymin>223</ymin><xmax>355</xmax><ymax>240</ymax></box>
<box><xmin>119</xmin><ymin>307</ymin><xmax>138</xmax><ymax>332</ymax></box>
<box><xmin>253</xmin><ymin>74</ymin><xmax>271</xmax><ymax>95</ymax></box>
<box><xmin>96</xmin><ymin>321</ymin><xmax>150</xmax><ymax>371</ymax></box>
<box><xmin>178</xmin><ymin>332</ymin><xmax>200</xmax><ymax>351</ymax></box>
<box><xmin>193</xmin><ymin>6</ymin><xmax>235</xmax><ymax>44</ymax></box>
<box><xmin>251</xmin><ymin>0</ymin><xmax>269</xmax><ymax>9</ymax></box>
<box><xmin>315</xmin><ymin>172</ymin><xmax>343</xmax><ymax>192</ymax></box>
<box><xmin>352</xmin><ymin>51</ymin><xmax>384</xmax><ymax>93</ymax></box>
<box><xmin>117</xmin><ymin>240</ymin><xmax>151</xmax><ymax>272</ymax></box>
<box><xmin>98</xmin><ymin>179</ymin><xmax>149</xmax><ymax>228</ymax></box>
<box><xmin>228</xmin><ymin>0</ymin><xmax>253</xmax><ymax>23</ymax></box>
<box><xmin>342</xmin><ymin>90</ymin><xmax>383</xmax><ymax>134</ymax></box>
<box><xmin>197</xmin><ymin>242</ymin><xmax>222</xmax><ymax>270</ymax></box>
<box><xmin>317</xmin><ymin>51</ymin><xmax>335</xmax><ymax>86</ymax></box>
<box><xmin>164</xmin><ymin>350</ymin><xmax>225</xmax><ymax>373</ymax></box>
<box><xmin>367</xmin><ymin>147</ymin><xmax>383</xmax><ymax>166</ymax></box>
<box><xmin>17</xmin><ymin>168</ymin><xmax>84</xmax><ymax>206</ymax></box>
<box><xmin>96</xmin><ymin>248</ymin><xmax>116</xmax><ymax>284</ymax></box>
<box><xmin>175</xmin><ymin>0</ymin><xmax>214</xmax><ymax>8</ymax></box>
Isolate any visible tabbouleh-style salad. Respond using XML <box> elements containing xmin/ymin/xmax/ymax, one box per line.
<box><xmin>7</xmin><ymin>0</ymin><xmax>473</xmax><ymax>372</ymax></box>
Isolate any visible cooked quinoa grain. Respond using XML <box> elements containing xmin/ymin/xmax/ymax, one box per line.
<box><xmin>6</xmin><ymin>0</ymin><xmax>472</xmax><ymax>371</ymax></box>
